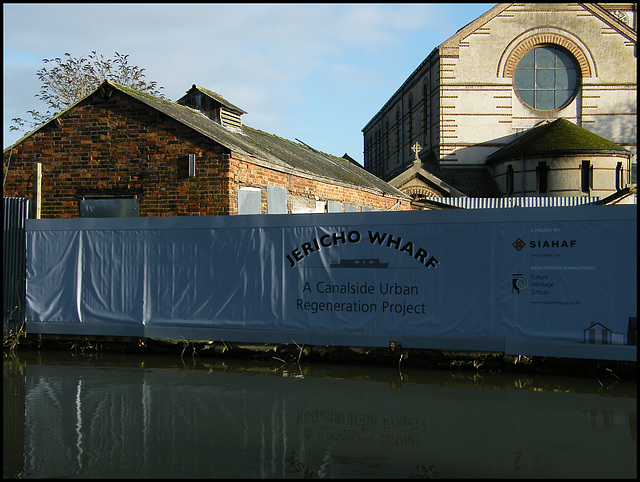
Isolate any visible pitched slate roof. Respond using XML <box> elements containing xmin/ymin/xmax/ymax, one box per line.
<box><xmin>179</xmin><ymin>84</ymin><xmax>247</xmax><ymax>115</ymax></box>
<box><xmin>7</xmin><ymin>80</ymin><xmax>408</xmax><ymax>199</ymax></box>
<box><xmin>485</xmin><ymin>118</ymin><xmax>630</xmax><ymax>164</ymax></box>
<box><xmin>389</xmin><ymin>158</ymin><xmax>466</xmax><ymax>197</ymax></box>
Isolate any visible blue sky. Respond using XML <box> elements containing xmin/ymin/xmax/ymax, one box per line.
<box><xmin>3</xmin><ymin>3</ymin><xmax>495</xmax><ymax>164</ymax></box>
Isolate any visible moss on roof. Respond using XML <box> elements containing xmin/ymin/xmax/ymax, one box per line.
<box><xmin>487</xmin><ymin>118</ymin><xmax>629</xmax><ymax>163</ymax></box>
<box><xmin>104</xmin><ymin>81</ymin><xmax>407</xmax><ymax>198</ymax></box>
<box><xmin>241</xmin><ymin>125</ymin><xmax>394</xmax><ymax>190</ymax></box>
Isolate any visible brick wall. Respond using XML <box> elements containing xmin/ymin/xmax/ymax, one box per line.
<box><xmin>3</xmin><ymin>89</ymin><xmax>410</xmax><ymax>218</ymax></box>
<box><xmin>229</xmin><ymin>157</ymin><xmax>411</xmax><ymax>214</ymax></box>
<box><xmin>3</xmin><ymin>90</ymin><xmax>232</xmax><ymax>217</ymax></box>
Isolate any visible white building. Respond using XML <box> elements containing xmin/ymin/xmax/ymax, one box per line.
<box><xmin>362</xmin><ymin>3</ymin><xmax>637</xmax><ymax>205</ymax></box>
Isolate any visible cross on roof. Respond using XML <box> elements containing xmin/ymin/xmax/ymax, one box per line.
<box><xmin>411</xmin><ymin>142</ymin><xmax>422</xmax><ymax>161</ymax></box>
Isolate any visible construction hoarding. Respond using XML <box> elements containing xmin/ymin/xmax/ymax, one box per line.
<box><xmin>25</xmin><ymin>206</ymin><xmax>636</xmax><ymax>360</ymax></box>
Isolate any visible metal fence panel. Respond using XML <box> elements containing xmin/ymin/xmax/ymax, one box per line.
<box><xmin>421</xmin><ymin>196</ymin><xmax>600</xmax><ymax>209</ymax></box>
<box><xmin>3</xmin><ymin>197</ymin><xmax>30</xmax><ymax>334</ymax></box>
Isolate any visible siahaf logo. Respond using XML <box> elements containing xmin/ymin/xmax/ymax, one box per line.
<box><xmin>512</xmin><ymin>238</ymin><xmax>526</xmax><ymax>251</ymax></box>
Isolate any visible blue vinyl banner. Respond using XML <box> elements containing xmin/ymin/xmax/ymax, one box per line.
<box><xmin>25</xmin><ymin>206</ymin><xmax>637</xmax><ymax>360</ymax></box>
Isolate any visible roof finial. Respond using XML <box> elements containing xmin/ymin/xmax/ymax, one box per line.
<box><xmin>411</xmin><ymin>142</ymin><xmax>422</xmax><ymax>166</ymax></box>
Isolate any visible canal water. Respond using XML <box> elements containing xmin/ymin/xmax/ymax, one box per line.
<box><xmin>3</xmin><ymin>349</ymin><xmax>636</xmax><ymax>479</ymax></box>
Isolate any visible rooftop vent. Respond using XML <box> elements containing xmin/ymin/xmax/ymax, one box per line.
<box><xmin>177</xmin><ymin>84</ymin><xmax>246</xmax><ymax>129</ymax></box>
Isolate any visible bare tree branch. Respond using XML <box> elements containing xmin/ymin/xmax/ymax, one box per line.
<box><xmin>10</xmin><ymin>51</ymin><xmax>165</xmax><ymax>133</ymax></box>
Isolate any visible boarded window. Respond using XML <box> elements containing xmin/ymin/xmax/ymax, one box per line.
<box><xmin>267</xmin><ymin>186</ymin><xmax>287</xmax><ymax>214</ymax></box>
<box><xmin>80</xmin><ymin>198</ymin><xmax>139</xmax><ymax>218</ymax></box>
<box><xmin>238</xmin><ymin>187</ymin><xmax>262</xmax><ymax>215</ymax></box>
<box><xmin>327</xmin><ymin>202</ymin><xmax>342</xmax><ymax>213</ymax></box>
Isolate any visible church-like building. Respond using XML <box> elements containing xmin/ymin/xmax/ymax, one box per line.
<box><xmin>362</xmin><ymin>3</ymin><xmax>637</xmax><ymax>204</ymax></box>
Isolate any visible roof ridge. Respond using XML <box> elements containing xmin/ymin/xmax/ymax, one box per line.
<box><xmin>580</xmin><ymin>3</ymin><xmax>637</xmax><ymax>43</ymax></box>
<box><xmin>182</xmin><ymin>84</ymin><xmax>247</xmax><ymax>114</ymax></box>
<box><xmin>5</xmin><ymin>80</ymin><xmax>407</xmax><ymax>199</ymax></box>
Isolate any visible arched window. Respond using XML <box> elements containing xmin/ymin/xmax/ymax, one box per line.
<box><xmin>514</xmin><ymin>46</ymin><xmax>579</xmax><ymax>111</ymax></box>
<box><xmin>384</xmin><ymin>118</ymin><xmax>389</xmax><ymax>168</ymax></box>
<box><xmin>506</xmin><ymin>165</ymin><xmax>515</xmax><ymax>196</ymax></box>
<box><xmin>366</xmin><ymin>134</ymin><xmax>375</xmax><ymax>173</ymax></box>
<box><xmin>615</xmin><ymin>162</ymin><xmax>624</xmax><ymax>191</ymax></box>
<box><xmin>581</xmin><ymin>160</ymin><xmax>593</xmax><ymax>193</ymax></box>
<box><xmin>422</xmin><ymin>82</ymin><xmax>429</xmax><ymax>146</ymax></box>
<box><xmin>374</xmin><ymin>129</ymin><xmax>379</xmax><ymax>176</ymax></box>
<box><xmin>407</xmin><ymin>94</ymin><xmax>414</xmax><ymax>143</ymax></box>
<box><xmin>376</xmin><ymin>128</ymin><xmax>382</xmax><ymax>175</ymax></box>
<box><xmin>395</xmin><ymin>109</ymin><xmax>401</xmax><ymax>160</ymax></box>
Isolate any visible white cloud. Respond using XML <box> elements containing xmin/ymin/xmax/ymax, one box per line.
<box><xmin>3</xmin><ymin>3</ymin><xmax>495</xmax><ymax>160</ymax></box>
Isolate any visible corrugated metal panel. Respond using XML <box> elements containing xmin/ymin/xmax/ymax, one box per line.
<box><xmin>3</xmin><ymin>197</ymin><xmax>30</xmax><ymax>334</ymax></box>
<box><xmin>422</xmin><ymin>196</ymin><xmax>600</xmax><ymax>209</ymax></box>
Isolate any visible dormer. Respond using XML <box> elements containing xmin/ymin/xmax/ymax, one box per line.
<box><xmin>177</xmin><ymin>84</ymin><xmax>246</xmax><ymax>129</ymax></box>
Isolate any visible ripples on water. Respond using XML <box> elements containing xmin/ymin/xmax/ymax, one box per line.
<box><xmin>3</xmin><ymin>349</ymin><xmax>637</xmax><ymax>478</ymax></box>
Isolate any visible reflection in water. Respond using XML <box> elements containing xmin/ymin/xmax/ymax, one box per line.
<box><xmin>3</xmin><ymin>350</ymin><xmax>637</xmax><ymax>478</ymax></box>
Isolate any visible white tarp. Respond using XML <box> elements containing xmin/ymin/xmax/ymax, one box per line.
<box><xmin>25</xmin><ymin>206</ymin><xmax>637</xmax><ymax>360</ymax></box>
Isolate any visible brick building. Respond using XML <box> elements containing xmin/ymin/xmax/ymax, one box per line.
<box><xmin>3</xmin><ymin>81</ymin><xmax>411</xmax><ymax>218</ymax></box>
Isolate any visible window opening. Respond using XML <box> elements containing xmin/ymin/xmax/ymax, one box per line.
<box><xmin>80</xmin><ymin>197</ymin><xmax>139</xmax><ymax>218</ymax></box>
<box><xmin>536</xmin><ymin>161</ymin><xmax>548</xmax><ymax>194</ymax></box>
<box><xmin>616</xmin><ymin>162</ymin><xmax>624</xmax><ymax>191</ymax></box>
<box><xmin>422</xmin><ymin>83</ymin><xmax>429</xmax><ymax>141</ymax></box>
<box><xmin>514</xmin><ymin>46</ymin><xmax>579</xmax><ymax>111</ymax></box>
<box><xmin>395</xmin><ymin>109</ymin><xmax>401</xmax><ymax>160</ymax></box>
<box><xmin>384</xmin><ymin>118</ymin><xmax>390</xmax><ymax>171</ymax></box>
<box><xmin>581</xmin><ymin>160</ymin><xmax>592</xmax><ymax>193</ymax></box>
<box><xmin>506</xmin><ymin>165</ymin><xmax>515</xmax><ymax>196</ymax></box>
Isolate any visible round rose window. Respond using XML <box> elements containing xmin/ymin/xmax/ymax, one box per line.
<box><xmin>514</xmin><ymin>46</ymin><xmax>579</xmax><ymax>111</ymax></box>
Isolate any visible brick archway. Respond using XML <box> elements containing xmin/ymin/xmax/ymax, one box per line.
<box><xmin>501</xmin><ymin>32</ymin><xmax>593</xmax><ymax>79</ymax></box>
<box><xmin>402</xmin><ymin>185</ymin><xmax>442</xmax><ymax>199</ymax></box>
